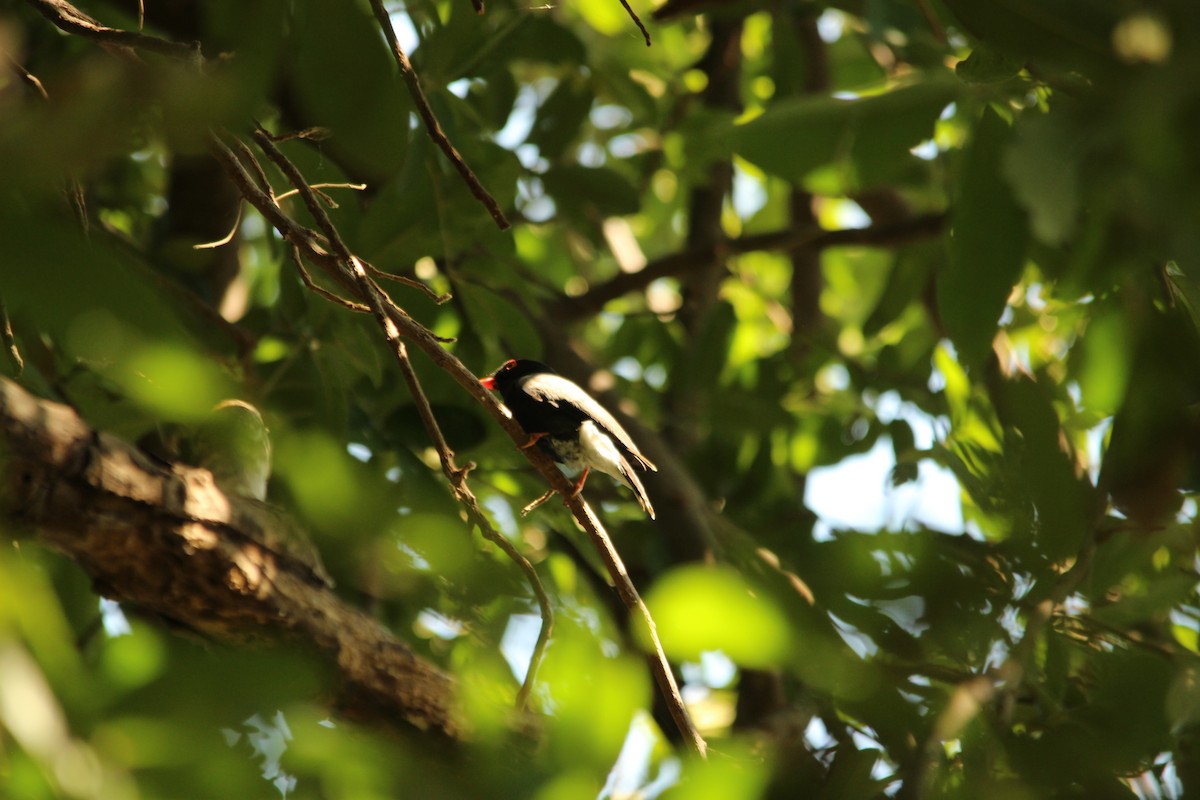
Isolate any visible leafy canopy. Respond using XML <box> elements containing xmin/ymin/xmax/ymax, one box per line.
<box><xmin>3</xmin><ymin>0</ymin><xmax>1200</xmax><ymax>797</ymax></box>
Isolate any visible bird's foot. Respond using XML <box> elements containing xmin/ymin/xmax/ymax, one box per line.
<box><xmin>520</xmin><ymin>431</ymin><xmax>549</xmax><ymax>449</ymax></box>
<box><xmin>568</xmin><ymin>467</ymin><xmax>590</xmax><ymax>499</ymax></box>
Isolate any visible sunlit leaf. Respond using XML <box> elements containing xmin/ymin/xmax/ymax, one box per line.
<box><xmin>641</xmin><ymin>566</ymin><xmax>790</xmax><ymax>668</ymax></box>
<box><xmin>731</xmin><ymin>79</ymin><xmax>958</xmax><ymax>188</ymax></box>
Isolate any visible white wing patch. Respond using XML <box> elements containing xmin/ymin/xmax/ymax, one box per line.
<box><xmin>521</xmin><ymin>373</ymin><xmax>657</xmax><ymax>472</ymax></box>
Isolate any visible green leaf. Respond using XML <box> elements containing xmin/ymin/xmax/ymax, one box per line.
<box><xmin>289</xmin><ymin>0</ymin><xmax>412</xmax><ymax>176</ymax></box>
<box><xmin>938</xmin><ymin>106</ymin><xmax>1029</xmax><ymax>369</ymax></box>
<box><xmin>1002</xmin><ymin>113</ymin><xmax>1082</xmax><ymax>246</ymax></box>
<box><xmin>730</xmin><ymin>79</ymin><xmax>958</xmax><ymax>187</ymax></box>
<box><xmin>541</xmin><ymin>165</ymin><xmax>640</xmax><ymax>218</ymax></box>
<box><xmin>457</xmin><ymin>283</ymin><xmax>543</xmax><ymax>361</ymax></box>
<box><xmin>942</xmin><ymin>0</ymin><xmax>1119</xmax><ymax>75</ymax></box>
<box><xmin>989</xmin><ymin>372</ymin><xmax>1093</xmax><ymax>559</ymax></box>
<box><xmin>527</xmin><ymin>76</ymin><xmax>593</xmax><ymax>160</ymax></box>
<box><xmin>955</xmin><ymin>45</ymin><xmax>1026</xmax><ymax>84</ymax></box>
<box><xmin>641</xmin><ymin>566</ymin><xmax>791</xmax><ymax>668</ymax></box>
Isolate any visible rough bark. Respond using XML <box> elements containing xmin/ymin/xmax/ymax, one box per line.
<box><xmin>0</xmin><ymin>377</ymin><xmax>460</xmax><ymax>741</ymax></box>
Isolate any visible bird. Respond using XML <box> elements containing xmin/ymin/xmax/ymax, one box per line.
<box><xmin>481</xmin><ymin>359</ymin><xmax>658</xmax><ymax>518</ymax></box>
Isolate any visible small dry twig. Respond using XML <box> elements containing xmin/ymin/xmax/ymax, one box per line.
<box><xmin>362</xmin><ymin>260</ymin><xmax>452</xmax><ymax>305</ymax></box>
<box><xmin>276</xmin><ymin>182</ymin><xmax>367</xmax><ymax>208</ymax></box>
<box><xmin>194</xmin><ymin>204</ymin><xmax>244</xmax><ymax>250</ymax></box>
<box><xmin>4</xmin><ymin>52</ymin><xmax>49</xmax><ymax>99</ymax></box>
<box><xmin>393</xmin><ymin>342</ymin><xmax>553</xmax><ymax>709</ymax></box>
<box><xmin>1</xmin><ymin>302</ymin><xmax>25</xmax><ymax>376</ymax></box>
<box><xmin>617</xmin><ymin>0</ymin><xmax>651</xmax><ymax>46</ymax></box>
<box><xmin>521</xmin><ymin>488</ymin><xmax>557</xmax><ymax>517</ymax></box>
<box><xmin>288</xmin><ymin>245</ymin><xmax>370</xmax><ymax>313</ymax></box>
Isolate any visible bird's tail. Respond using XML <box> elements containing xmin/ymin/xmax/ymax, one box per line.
<box><xmin>619</xmin><ymin>459</ymin><xmax>655</xmax><ymax>519</ymax></box>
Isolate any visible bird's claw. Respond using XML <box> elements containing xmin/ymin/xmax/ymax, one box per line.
<box><xmin>520</xmin><ymin>431</ymin><xmax>548</xmax><ymax>449</ymax></box>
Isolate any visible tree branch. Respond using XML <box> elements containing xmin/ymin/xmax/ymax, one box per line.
<box><xmin>617</xmin><ymin>0</ymin><xmax>652</xmax><ymax>46</ymax></box>
<box><xmin>25</xmin><ymin>0</ymin><xmax>201</xmax><ymax>61</ymax></box>
<box><xmin>251</xmin><ymin>126</ymin><xmax>554</xmax><ymax>708</ymax></box>
<box><xmin>213</xmin><ymin>128</ymin><xmax>707</xmax><ymax>756</ymax></box>
<box><xmin>393</xmin><ymin>344</ymin><xmax>553</xmax><ymax>710</ymax></box>
<box><xmin>0</xmin><ymin>377</ymin><xmax>460</xmax><ymax>739</ymax></box>
<box><xmin>365</xmin><ymin>0</ymin><xmax>510</xmax><ymax>230</ymax></box>
<box><xmin>547</xmin><ymin>212</ymin><xmax>948</xmax><ymax>321</ymax></box>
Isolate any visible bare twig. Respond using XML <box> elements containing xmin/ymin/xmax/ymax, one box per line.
<box><xmin>365</xmin><ymin>0</ymin><xmax>510</xmax><ymax>230</ymax></box>
<box><xmin>263</xmin><ymin>127</ymin><xmax>332</xmax><ymax>143</ymax></box>
<box><xmin>1</xmin><ymin>302</ymin><xmax>24</xmax><ymax>376</ymax></box>
<box><xmin>276</xmin><ymin>182</ymin><xmax>367</xmax><ymax>208</ymax></box>
<box><xmin>288</xmin><ymin>245</ymin><xmax>370</xmax><ymax>313</ymax></box>
<box><xmin>4</xmin><ymin>52</ymin><xmax>49</xmax><ymax>99</ymax></box>
<box><xmin>569</xmin><ymin>494</ymin><xmax>706</xmax><ymax>755</ymax></box>
<box><xmin>25</xmin><ymin>0</ymin><xmax>201</xmax><ymax>61</ymax></box>
<box><xmin>192</xmin><ymin>182</ymin><xmax>366</xmax><ymax>252</ymax></box>
<box><xmin>231</xmin><ymin>138</ymin><xmax>276</xmax><ymax>201</ymax></box>
<box><xmin>617</xmin><ymin>0</ymin><xmax>652</xmax><ymax>46</ymax></box>
<box><xmin>362</xmin><ymin>260</ymin><xmax>452</xmax><ymax>305</ymax></box>
<box><xmin>209</xmin><ymin>136</ymin><xmax>347</xmax><ymax>283</ymax></box>
<box><xmin>9</xmin><ymin>52</ymin><xmax>94</xmax><ymax>236</ymax></box>
<box><xmin>194</xmin><ymin>204</ymin><xmax>244</xmax><ymax>250</ymax></box>
<box><xmin>66</xmin><ymin>179</ymin><xmax>89</xmax><ymax>234</ymax></box>
<box><xmin>521</xmin><ymin>489</ymin><xmax>557</xmax><ymax>517</ymax></box>
<box><xmin>914</xmin><ymin>0</ymin><xmax>947</xmax><ymax>43</ymax></box>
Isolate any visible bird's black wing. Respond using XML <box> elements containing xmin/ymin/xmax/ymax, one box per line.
<box><xmin>520</xmin><ymin>373</ymin><xmax>657</xmax><ymax>472</ymax></box>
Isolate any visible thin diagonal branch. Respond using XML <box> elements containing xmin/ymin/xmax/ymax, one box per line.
<box><xmin>618</xmin><ymin>0</ymin><xmax>652</xmax><ymax>46</ymax></box>
<box><xmin>394</xmin><ymin>343</ymin><xmax>553</xmax><ymax>710</ymax></box>
<box><xmin>288</xmin><ymin>245</ymin><xmax>370</xmax><ymax>313</ymax></box>
<box><xmin>215</xmin><ymin>130</ymin><xmax>706</xmax><ymax>756</ymax></box>
<box><xmin>4</xmin><ymin>52</ymin><xmax>49</xmax><ymax>99</ymax></box>
<box><xmin>1</xmin><ymin>302</ymin><xmax>24</xmax><ymax>376</ymax></box>
<box><xmin>231</xmin><ymin>138</ymin><xmax>275</xmax><ymax>200</ymax></box>
<box><xmin>363</xmin><ymin>261</ymin><xmax>452</xmax><ymax>305</ymax></box>
<box><xmin>365</xmin><ymin>0</ymin><xmax>510</xmax><ymax>230</ymax></box>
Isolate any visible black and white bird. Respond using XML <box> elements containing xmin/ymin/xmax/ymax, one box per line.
<box><xmin>481</xmin><ymin>359</ymin><xmax>657</xmax><ymax>518</ymax></box>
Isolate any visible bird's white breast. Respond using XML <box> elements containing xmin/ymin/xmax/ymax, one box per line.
<box><xmin>576</xmin><ymin>420</ymin><xmax>626</xmax><ymax>481</ymax></box>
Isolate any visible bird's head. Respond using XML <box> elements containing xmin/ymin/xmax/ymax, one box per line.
<box><xmin>480</xmin><ymin>359</ymin><xmax>555</xmax><ymax>392</ymax></box>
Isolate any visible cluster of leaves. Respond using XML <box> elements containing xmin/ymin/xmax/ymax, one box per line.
<box><xmin>3</xmin><ymin>0</ymin><xmax>1200</xmax><ymax>797</ymax></box>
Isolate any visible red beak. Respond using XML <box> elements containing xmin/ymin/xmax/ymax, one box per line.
<box><xmin>480</xmin><ymin>376</ymin><xmax>496</xmax><ymax>390</ymax></box>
